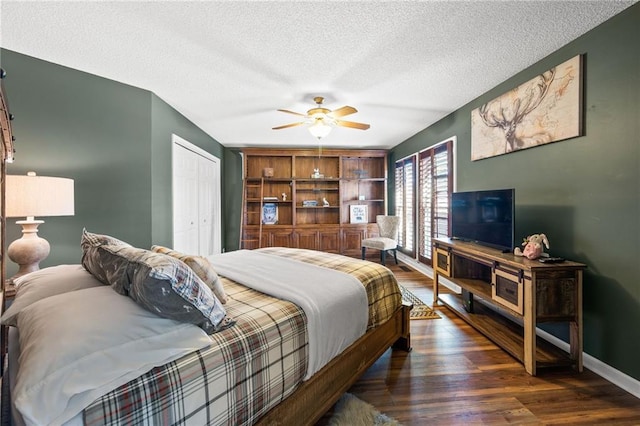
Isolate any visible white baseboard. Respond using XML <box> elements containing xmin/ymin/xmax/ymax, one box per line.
<box><xmin>396</xmin><ymin>252</ymin><xmax>640</xmax><ymax>400</ymax></box>
<box><xmin>537</xmin><ymin>329</ymin><xmax>640</xmax><ymax>399</ymax></box>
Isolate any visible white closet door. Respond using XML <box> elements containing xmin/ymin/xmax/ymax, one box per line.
<box><xmin>173</xmin><ymin>143</ymin><xmax>200</xmax><ymax>254</ymax></box>
<box><xmin>172</xmin><ymin>134</ymin><xmax>222</xmax><ymax>256</ymax></box>
<box><xmin>198</xmin><ymin>155</ymin><xmax>216</xmax><ymax>256</ymax></box>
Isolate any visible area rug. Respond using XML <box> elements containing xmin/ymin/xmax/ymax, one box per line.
<box><xmin>399</xmin><ymin>285</ymin><xmax>440</xmax><ymax>320</ymax></box>
<box><xmin>327</xmin><ymin>393</ymin><xmax>402</xmax><ymax>426</ymax></box>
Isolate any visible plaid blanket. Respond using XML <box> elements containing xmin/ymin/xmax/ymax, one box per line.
<box><xmin>83</xmin><ymin>249</ymin><xmax>401</xmax><ymax>425</ymax></box>
<box><xmin>257</xmin><ymin>247</ymin><xmax>402</xmax><ymax>328</ymax></box>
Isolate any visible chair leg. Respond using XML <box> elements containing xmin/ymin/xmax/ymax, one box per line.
<box><xmin>381</xmin><ymin>250</ymin><xmax>386</xmax><ymax>266</ymax></box>
<box><xmin>361</xmin><ymin>247</ymin><xmax>366</xmax><ymax>260</ymax></box>
<box><xmin>393</xmin><ymin>249</ymin><xmax>398</xmax><ymax>264</ymax></box>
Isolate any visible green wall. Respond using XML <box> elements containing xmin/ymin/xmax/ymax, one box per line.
<box><xmin>0</xmin><ymin>49</ymin><xmax>225</xmax><ymax>274</ymax></box>
<box><xmin>391</xmin><ymin>4</ymin><xmax>640</xmax><ymax>381</ymax></box>
<box><xmin>223</xmin><ymin>148</ymin><xmax>244</xmax><ymax>251</ymax></box>
<box><xmin>150</xmin><ymin>94</ymin><xmax>226</xmax><ymax>249</ymax></box>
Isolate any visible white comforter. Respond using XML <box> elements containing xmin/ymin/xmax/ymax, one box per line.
<box><xmin>208</xmin><ymin>249</ymin><xmax>369</xmax><ymax>379</ymax></box>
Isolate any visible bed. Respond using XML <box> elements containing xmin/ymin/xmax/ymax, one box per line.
<box><xmin>1</xmin><ymin>234</ymin><xmax>411</xmax><ymax>426</ymax></box>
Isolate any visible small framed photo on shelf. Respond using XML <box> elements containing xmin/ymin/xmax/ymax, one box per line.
<box><xmin>262</xmin><ymin>203</ymin><xmax>278</xmax><ymax>225</ymax></box>
<box><xmin>350</xmin><ymin>204</ymin><xmax>368</xmax><ymax>224</ymax></box>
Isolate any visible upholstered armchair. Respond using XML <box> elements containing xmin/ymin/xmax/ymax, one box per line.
<box><xmin>361</xmin><ymin>215</ymin><xmax>400</xmax><ymax>266</ymax></box>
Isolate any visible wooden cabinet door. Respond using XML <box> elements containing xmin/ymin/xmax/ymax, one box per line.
<box><xmin>241</xmin><ymin>229</ymin><xmax>262</xmax><ymax>250</ymax></box>
<box><xmin>295</xmin><ymin>230</ymin><xmax>319</xmax><ymax>250</ymax></box>
<box><xmin>341</xmin><ymin>227</ymin><xmax>366</xmax><ymax>255</ymax></box>
<box><xmin>319</xmin><ymin>229</ymin><xmax>340</xmax><ymax>253</ymax></box>
<box><xmin>267</xmin><ymin>228</ymin><xmax>294</xmax><ymax>248</ymax></box>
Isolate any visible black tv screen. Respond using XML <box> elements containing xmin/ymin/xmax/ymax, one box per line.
<box><xmin>451</xmin><ymin>189</ymin><xmax>515</xmax><ymax>252</ymax></box>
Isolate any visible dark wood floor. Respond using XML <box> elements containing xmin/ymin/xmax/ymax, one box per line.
<box><xmin>318</xmin><ymin>259</ymin><xmax>640</xmax><ymax>425</ymax></box>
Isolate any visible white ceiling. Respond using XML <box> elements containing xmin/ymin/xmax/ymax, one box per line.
<box><xmin>0</xmin><ymin>1</ymin><xmax>635</xmax><ymax>150</ymax></box>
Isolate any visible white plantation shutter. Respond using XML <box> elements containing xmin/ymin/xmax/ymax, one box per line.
<box><xmin>419</xmin><ymin>153</ymin><xmax>433</xmax><ymax>262</ymax></box>
<box><xmin>404</xmin><ymin>160</ymin><xmax>414</xmax><ymax>253</ymax></box>
<box><xmin>418</xmin><ymin>140</ymin><xmax>453</xmax><ymax>265</ymax></box>
<box><xmin>395</xmin><ymin>156</ymin><xmax>416</xmax><ymax>257</ymax></box>
<box><xmin>395</xmin><ymin>163</ymin><xmax>405</xmax><ymax>247</ymax></box>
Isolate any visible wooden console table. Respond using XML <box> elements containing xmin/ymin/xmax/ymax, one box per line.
<box><xmin>433</xmin><ymin>237</ymin><xmax>586</xmax><ymax>376</ymax></box>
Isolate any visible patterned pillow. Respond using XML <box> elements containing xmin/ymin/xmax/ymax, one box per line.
<box><xmin>81</xmin><ymin>228</ymin><xmax>131</xmax><ymax>249</ymax></box>
<box><xmin>151</xmin><ymin>245</ymin><xmax>228</xmax><ymax>304</ymax></box>
<box><xmin>80</xmin><ymin>229</ymin><xmax>131</xmax><ymax>285</ymax></box>
<box><xmin>81</xmin><ymin>233</ymin><xmax>231</xmax><ymax>334</ymax></box>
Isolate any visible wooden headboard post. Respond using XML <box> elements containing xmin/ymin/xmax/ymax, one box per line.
<box><xmin>1</xmin><ymin>67</ymin><xmax>16</xmax><ymax>292</ymax></box>
<box><xmin>0</xmin><ymin>67</ymin><xmax>16</xmax><ymax>425</ymax></box>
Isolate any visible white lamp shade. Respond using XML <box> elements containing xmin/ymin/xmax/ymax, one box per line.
<box><xmin>6</xmin><ymin>172</ymin><xmax>75</xmax><ymax>218</ymax></box>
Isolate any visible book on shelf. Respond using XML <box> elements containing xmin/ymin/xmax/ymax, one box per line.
<box><xmin>263</xmin><ymin>196</ymin><xmax>279</xmax><ymax>201</ymax></box>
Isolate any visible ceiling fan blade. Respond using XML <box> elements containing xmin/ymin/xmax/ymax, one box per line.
<box><xmin>277</xmin><ymin>109</ymin><xmax>307</xmax><ymax>117</ymax></box>
<box><xmin>328</xmin><ymin>106</ymin><xmax>357</xmax><ymax>118</ymax></box>
<box><xmin>272</xmin><ymin>122</ymin><xmax>305</xmax><ymax>130</ymax></box>
<box><xmin>335</xmin><ymin>119</ymin><xmax>370</xmax><ymax>130</ymax></box>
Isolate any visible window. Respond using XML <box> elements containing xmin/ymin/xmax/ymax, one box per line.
<box><xmin>418</xmin><ymin>140</ymin><xmax>453</xmax><ymax>265</ymax></box>
<box><xmin>395</xmin><ymin>156</ymin><xmax>416</xmax><ymax>257</ymax></box>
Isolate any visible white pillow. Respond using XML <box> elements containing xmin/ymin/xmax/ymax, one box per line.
<box><xmin>14</xmin><ymin>286</ymin><xmax>212</xmax><ymax>426</ymax></box>
<box><xmin>1</xmin><ymin>265</ymin><xmax>105</xmax><ymax>327</ymax></box>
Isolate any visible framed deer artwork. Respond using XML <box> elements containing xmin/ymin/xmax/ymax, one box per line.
<box><xmin>471</xmin><ymin>54</ymin><xmax>583</xmax><ymax>161</ymax></box>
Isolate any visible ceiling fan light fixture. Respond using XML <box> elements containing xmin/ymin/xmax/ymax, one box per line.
<box><xmin>274</xmin><ymin>96</ymin><xmax>368</xmax><ymax>139</ymax></box>
<box><xmin>308</xmin><ymin>118</ymin><xmax>332</xmax><ymax>139</ymax></box>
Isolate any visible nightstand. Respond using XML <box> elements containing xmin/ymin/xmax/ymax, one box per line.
<box><xmin>2</xmin><ymin>281</ymin><xmax>15</xmax><ymax>311</ymax></box>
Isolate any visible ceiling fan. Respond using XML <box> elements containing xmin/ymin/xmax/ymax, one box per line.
<box><xmin>273</xmin><ymin>96</ymin><xmax>370</xmax><ymax>139</ymax></box>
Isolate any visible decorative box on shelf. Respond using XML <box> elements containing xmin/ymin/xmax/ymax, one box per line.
<box><xmin>353</xmin><ymin>169</ymin><xmax>368</xmax><ymax>179</ymax></box>
<box><xmin>302</xmin><ymin>200</ymin><xmax>318</xmax><ymax>207</ymax></box>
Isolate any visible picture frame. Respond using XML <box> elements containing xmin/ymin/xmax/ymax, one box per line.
<box><xmin>262</xmin><ymin>203</ymin><xmax>278</xmax><ymax>225</ymax></box>
<box><xmin>350</xmin><ymin>204</ymin><xmax>368</xmax><ymax>224</ymax></box>
<box><xmin>471</xmin><ymin>54</ymin><xmax>583</xmax><ymax>160</ymax></box>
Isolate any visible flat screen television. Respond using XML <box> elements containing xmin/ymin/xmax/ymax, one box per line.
<box><xmin>451</xmin><ymin>188</ymin><xmax>515</xmax><ymax>252</ymax></box>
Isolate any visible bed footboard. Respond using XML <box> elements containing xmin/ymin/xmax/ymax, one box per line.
<box><xmin>256</xmin><ymin>301</ymin><xmax>412</xmax><ymax>426</ymax></box>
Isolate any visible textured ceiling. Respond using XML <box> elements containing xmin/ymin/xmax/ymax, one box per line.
<box><xmin>0</xmin><ymin>1</ymin><xmax>635</xmax><ymax>149</ymax></box>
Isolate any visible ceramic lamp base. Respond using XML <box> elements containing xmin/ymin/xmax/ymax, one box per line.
<box><xmin>7</xmin><ymin>219</ymin><xmax>50</xmax><ymax>280</ymax></box>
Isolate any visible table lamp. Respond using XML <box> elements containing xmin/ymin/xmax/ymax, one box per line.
<box><xmin>6</xmin><ymin>171</ymin><xmax>74</xmax><ymax>279</ymax></box>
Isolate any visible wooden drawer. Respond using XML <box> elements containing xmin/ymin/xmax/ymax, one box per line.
<box><xmin>492</xmin><ymin>267</ymin><xmax>525</xmax><ymax>315</ymax></box>
<box><xmin>433</xmin><ymin>246</ymin><xmax>451</xmax><ymax>277</ymax></box>
<box><xmin>535</xmin><ymin>270</ymin><xmax>578</xmax><ymax>321</ymax></box>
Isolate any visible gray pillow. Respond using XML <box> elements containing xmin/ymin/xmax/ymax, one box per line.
<box><xmin>80</xmin><ymin>229</ymin><xmax>131</xmax><ymax>285</ymax></box>
<box><xmin>81</xmin><ymin>228</ymin><xmax>131</xmax><ymax>249</ymax></box>
<box><xmin>81</xmin><ymin>231</ymin><xmax>230</xmax><ymax>334</ymax></box>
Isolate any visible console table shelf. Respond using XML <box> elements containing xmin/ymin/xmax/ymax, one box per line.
<box><xmin>438</xmin><ymin>294</ymin><xmax>573</xmax><ymax>368</ymax></box>
<box><xmin>433</xmin><ymin>237</ymin><xmax>586</xmax><ymax>376</ymax></box>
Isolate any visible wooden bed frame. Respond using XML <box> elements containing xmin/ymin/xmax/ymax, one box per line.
<box><xmin>0</xmin><ymin>302</ymin><xmax>411</xmax><ymax>426</ymax></box>
<box><xmin>257</xmin><ymin>301</ymin><xmax>412</xmax><ymax>425</ymax></box>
